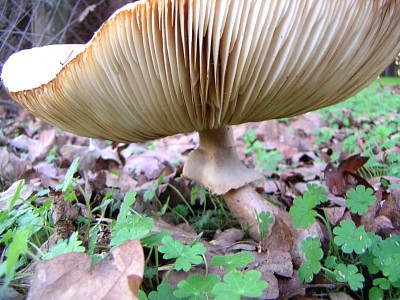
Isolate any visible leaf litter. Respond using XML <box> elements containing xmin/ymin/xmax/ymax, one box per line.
<box><xmin>0</xmin><ymin>82</ymin><xmax>399</xmax><ymax>299</ymax></box>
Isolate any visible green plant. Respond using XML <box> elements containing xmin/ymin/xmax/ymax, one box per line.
<box><xmin>289</xmin><ymin>184</ymin><xmax>328</xmax><ymax>229</ymax></box>
<box><xmin>146</xmin><ymin>251</ymin><xmax>267</xmax><ymax>300</ymax></box>
<box><xmin>255</xmin><ymin>211</ymin><xmax>274</xmax><ymax>240</ymax></box>
<box><xmin>158</xmin><ymin>236</ymin><xmax>206</xmax><ymax>272</ymax></box>
<box><xmin>243</xmin><ymin>129</ymin><xmax>284</xmax><ymax>172</ymax></box>
<box><xmin>45</xmin><ymin>145</ymin><xmax>58</xmax><ymax>164</ymax></box>
<box><xmin>290</xmin><ymin>184</ymin><xmax>400</xmax><ymax>299</ymax></box>
<box><xmin>345</xmin><ymin>186</ymin><xmax>376</xmax><ymax>215</ymax></box>
<box><xmin>0</xmin><ymin>158</ymin><xmax>86</xmax><ymax>294</ymax></box>
<box><xmin>314</xmin><ymin>128</ymin><xmax>335</xmax><ymax>146</ymax></box>
<box><xmin>41</xmin><ymin>232</ymin><xmax>85</xmax><ymax>260</ymax></box>
<box><xmin>211</xmin><ymin>251</ymin><xmax>255</xmax><ymax>272</ymax></box>
<box><xmin>211</xmin><ymin>270</ymin><xmax>267</xmax><ymax>300</ymax></box>
<box><xmin>298</xmin><ymin>237</ymin><xmax>323</xmax><ymax>283</ymax></box>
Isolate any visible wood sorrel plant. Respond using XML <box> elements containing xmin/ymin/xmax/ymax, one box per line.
<box><xmin>289</xmin><ymin>184</ymin><xmax>400</xmax><ymax>300</ymax></box>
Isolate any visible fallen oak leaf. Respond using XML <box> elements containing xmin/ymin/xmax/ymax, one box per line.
<box><xmin>60</xmin><ymin>143</ymin><xmax>122</xmax><ymax>171</ymax></box>
<box><xmin>324</xmin><ymin>154</ymin><xmax>372</xmax><ymax>196</ymax></box>
<box><xmin>28</xmin><ymin>129</ymin><xmax>57</xmax><ymax>162</ymax></box>
<box><xmin>0</xmin><ymin>179</ymin><xmax>33</xmax><ymax>210</ymax></box>
<box><xmin>27</xmin><ymin>239</ymin><xmax>144</xmax><ymax>300</ymax></box>
<box><xmin>336</xmin><ymin>153</ymin><xmax>369</xmax><ymax>173</ymax></box>
<box><xmin>0</xmin><ymin>147</ymin><xmax>32</xmax><ymax>183</ymax></box>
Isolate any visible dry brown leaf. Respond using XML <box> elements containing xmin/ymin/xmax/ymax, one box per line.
<box><xmin>27</xmin><ymin>252</ymin><xmax>91</xmax><ymax>300</ymax></box>
<box><xmin>325</xmin><ymin>207</ymin><xmax>346</xmax><ymax>226</ymax></box>
<box><xmin>261</xmin><ymin>271</ymin><xmax>279</xmax><ymax>300</ymax></box>
<box><xmin>330</xmin><ymin>292</ymin><xmax>354</xmax><ymax>300</ymax></box>
<box><xmin>324</xmin><ymin>154</ymin><xmax>371</xmax><ymax>196</ymax></box>
<box><xmin>0</xmin><ymin>147</ymin><xmax>32</xmax><ymax>183</ymax></box>
<box><xmin>0</xmin><ymin>179</ymin><xmax>33</xmax><ymax>210</ymax></box>
<box><xmin>210</xmin><ymin>228</ymin><xmax>244</xmax><ymax>247</ymax></box>
<box><xmin>278</xmin><ymin>270</ymin><xmax>306</xmax><ymax>299</ymax></box>
<box><xmin>49</xmin><ymin>189</ymin><xmax>79</xmax><ymax>239</ymax></box>
<box><xmin>28</xmin><ymin>129</ymin><xmax>56</xmax><ymax>161</ymax></box>
<box><xmin>60</xmin><ymin>143</ymin><xmax>121</xmax><ymax>171</ymax></box>
<box><xmin>253</xmin><ymin>250</ymin><xmax>293</xmax><ymax>278</ymax></box>
<box><xmin>376</xmin><ymin>192</ymin><xmax>400</xmax><ymax>230</ymax></box>
<box><xmin>371</xmin><ymin>215</ymin><xmax>394</xmax><ymax>235</ymax></box>
<box><xmin>106</xmin><ymin>169</ymin><xmax>137</xmax><ymax>192</ymax></box>
<box><xmin>124</xmin><ymin>151</ymin><xmax>176</xmax><ymax>180</ymax></box>
<box><xmin>9</xmin><ymin>134</ymin><xmax>31</xmax><ymax>151</ymax></box>
<box><xmin>28</xmin><ymin>239</ymin><xmax>144</xmax><ymax>300</ymax></box>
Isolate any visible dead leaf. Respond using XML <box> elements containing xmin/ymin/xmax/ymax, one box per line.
<box><xmin>0</xmin><ymin>147</ymin><xmax>32</xmax><ymax>183</ymax></box>
<box><xmin>377</xmin><ymin>193</ymin><xmax>400</xmax><ymax>229</ymax></box>
<box><xmin>9</xmin><ymin>134</ymin><xmax>32</xmax><ymax>151</ymax></box>
<box><xmin>28</xmin><ymin>239</ymin><xmax>144</xmax><ymax>300</ymax></box>
<box><xmin>371</xmin><ymin>216</ymin><xmax>394</xmax><ymax>235</ymax></box>
<box><xmin>60</xmin><ymin>143</ymin><xmax>121</xmax><ymax>171</ymax></box>
<box><xmin>325</xmin><ymin>207</ymin><xmax>346</xmax><ymax>226</ymax></box>
<box><xmin>254</xmin><ymin>250</ymin><xmax>293</xmax><ymax>277</ymax></box>
<box><xmin>106</xmin><ymin>169</ymin><xmax>137</xmax><ymax>192</ymax></box>
<box><xmin>278</xmin><ymin>270</ymin><xmax>306</xmax><ymax>299</ymax></box>
<box><xmin>0</xmin><ymin>179</ymin><xmax>33</xmax><ymax>210</ymax></box>
<box><xmin>49</xmin><ymin>189</ymin><xmax>79</xmax><ymax>239</ymax></box>
<box><xmin>210</xmin><ymin>228</ymin><xmax>244</xmax><ymax>247</ymax></box>
<box><xmin>260</xmin><ymin>213</ymin><xmax>294</xmax><ymax>253</ymax></box>
<box><xmin>261</xmin><ymin>271</ymin><xmax>279</xmax><ymax>300</ymax></box>
<box><xmin>28</xmin><ymin>129</ymin><xmax>56</xmax><ymax>161</ymax></box>
<box><xmin>330</xmin><ymin>292</ymin><xmax>354</xmax><ymax>300</ymax></box>
<box><xmin>27</xmin><ymin>252</ymin><xmax>91</xmax><ymax>300</ymax></box>
<box><xmin>124</xmin><ymin>151</ymin><xmax>176</xmax><ymax>180</ymax></box>
<box><xmin>324</xmin><ymin>154</ymin><xmax>371</xmax><ymax>196</ymax></box>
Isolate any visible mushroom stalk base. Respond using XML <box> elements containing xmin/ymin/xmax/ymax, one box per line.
<box><xmin>183</xmin><ymin>126</ymin><xmax>262</xmax><ymax>195</ymax></box>
<box><xmin>224</xmin><ymin>184</ymin><xmax>280</xmax><ymax>241</ymax></box>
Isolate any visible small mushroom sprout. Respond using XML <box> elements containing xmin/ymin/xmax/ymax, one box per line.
<box><xmin>2</xmin><ymin>0</ymin><xmax>400</xmax><ymax>242</ymax></box>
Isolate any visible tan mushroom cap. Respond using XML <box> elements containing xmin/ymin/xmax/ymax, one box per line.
<box><xmin>2</xmin><ymin>0</ymin><xmax>400</xmax><ymax>143</ymax></box>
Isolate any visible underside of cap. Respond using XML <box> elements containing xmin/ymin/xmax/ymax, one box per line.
<box><xmin>2</xmin><ymin>0</ymin><xmax>400</xmax><ymax>142</ymax></box>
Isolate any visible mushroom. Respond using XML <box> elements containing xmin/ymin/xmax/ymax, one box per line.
<box><xmin>2</xmin><ymin>0</ymin><xmax>400</xmax><ymax>241</ymax></box>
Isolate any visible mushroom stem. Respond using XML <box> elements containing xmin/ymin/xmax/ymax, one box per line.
<box><xmin>183</xmin><ymin>125</ymin><xmax>282</xmax><ymax>241</ymax></box>
<box><xmin>183</xmin><ymin>125</ymin><xmax>262</xmax><ymax>195</ymax></box>
<box><xmin>224</xmin><ymin>184</ymin><xmax>280</xmax><ymax>241</ymax></box>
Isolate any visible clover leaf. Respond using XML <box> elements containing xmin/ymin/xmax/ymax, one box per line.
<box><xmin>306</xmin><ymin>184</ymin><xmax>328</xmax><ymax>204</ymax></box>
<box><xmin>211</xmin><ymin>270</ymin><xmax>268</xmax><ymax>300</ymax></box>
<box><xmin>373</xmin><ymin>278</ymin><xmax>391</xmax><ymax>290</ymax></box>
<box><xmin>174</xmin><ymin>274</ymin><xmax>221</xmax><ymax>299</ymax></box>
<box><xmin>370</xmin><ymin>235</ymin><xmax>400</xmax><ymax>284</ymax></box>
<box><xmin>382</xmin><ymin>254</ymin><xmax>400</xmax><ymax>283</ymax></box>
<box><xmin>211</xmin><ymin>251</ymin><xmax>255</xmax><ymax>272</ymax></box>
<box><xmin>368</xmin><ymin>287</ymin><xmax>384</xmax><ymax>300</ymax></box>
<box><xmin>334</xmin><ymin>263</ymin><xmax>364</xmax><ymax>291</ymax></box>
<box><xmin>141</xmin><ymin>231</ymin><xmax>171</xmax><ymax>248</ymax></box>
<box><xmin>333</xmin><ymin>220</ymin><xmax>372</xmax><ymax>254</ymax></box>
<box><xmin>158</xmin><ymin>236</ymin><xmax>206</xmax><ymax>272</ymax></box>
<box><xmin>148</xmin><ymin>283</ymin><xmax>178</xmax><ymax>300</ymax></box>
<box><xmin>289</xmin><ymin>193</ymin><xmax>318</xmax><ymax>229</ymax></box>
<box><xmin>298</xmin><ymin>237</ymin><xmax>323</xmax><ymax>283</ymax></box>
<box><xmin>346</xmin><ymin>185</ymin><xmax>376</xmax><ymax>215</ymax></box>
<box><xmin>111</xmin><ymin>215</ymin><xmax>154</xmax><ymax>247</ymax></box>
<box><xmin>256</xmin><ymin>211</ymin><xmax>274</xmax><ymax>239</ymax></box>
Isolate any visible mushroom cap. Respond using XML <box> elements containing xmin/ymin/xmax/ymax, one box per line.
<box><xmin>2</xmin><ymin>0</ymin><xmax>400</xmax><ymax>142</ymax></box>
